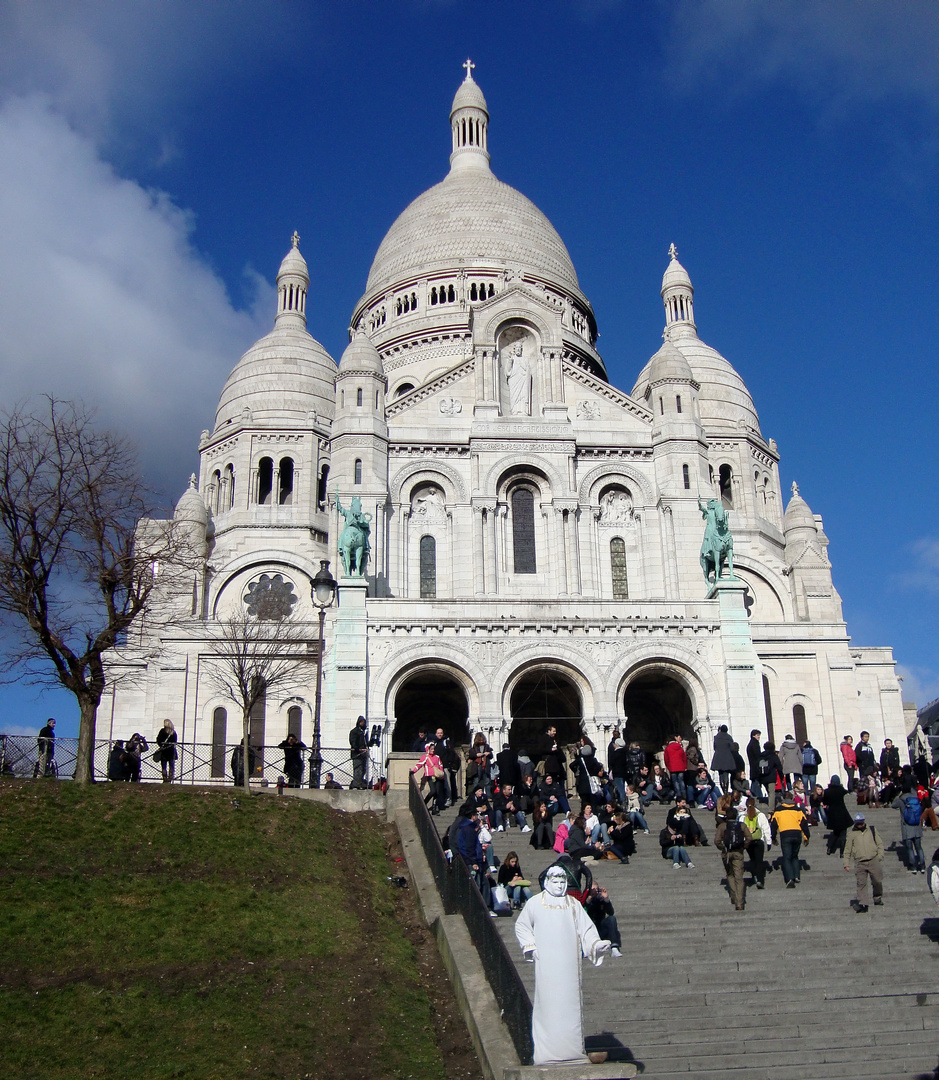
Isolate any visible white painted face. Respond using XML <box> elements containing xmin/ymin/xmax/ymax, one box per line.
<box><xmin>544</xmin><ymin>868</ymin><xmax>568</xmax><ymax>898</ymax></box>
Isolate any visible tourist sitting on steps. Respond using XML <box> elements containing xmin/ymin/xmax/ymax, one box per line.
<box><xmin>497</xmin><ymin>851</ymin><xmax>533</xmax><ymax>909</ymax></box>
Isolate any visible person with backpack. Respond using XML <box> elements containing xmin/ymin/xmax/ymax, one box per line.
<box><xmin>715</xmin><ymin>808</ymin><xmax>752</xmax><ymax>910</ymax></box>
<box><xmin>893</xmin><ymin>790</ymin><xmax>927</xmax><ymax>874</ymax></box>
<box><xmin>742</xmin><ymin>797</ymin><xmax>772</xmax><ymax>889</ymax></box>
<box><xmin>843</xmin><ymin>813</ymin><xmax>884</xmax><ymax>912</ymax></box>
<box><xmin>800</xmin><ymin>740</ymin><xmax>821</xmax><ymax>790</ymax></box>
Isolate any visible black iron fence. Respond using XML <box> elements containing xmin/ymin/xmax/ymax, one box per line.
<box><xmin>408</xmin><ymin>775</ymin><xmax>533</xmax><ymax>1065</ymax></box>
<box><xmin>0</xmin><ymin>733</ymin><xmax>383</xmax><ymax>789</ymax></box>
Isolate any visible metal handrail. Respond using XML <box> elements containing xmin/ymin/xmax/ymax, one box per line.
<box><xmin>408</xmin><ymin>774</ymin><xmax>533</xmax><ymax>1065</ymax></box>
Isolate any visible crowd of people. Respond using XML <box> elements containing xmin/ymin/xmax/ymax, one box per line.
<box><xmin>433</xmin><ymin>723</ymin><xmax>939</xmax><ymax>918</ymax></box>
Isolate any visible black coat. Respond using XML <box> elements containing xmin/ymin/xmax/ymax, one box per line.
<box><xmin>822</xmin><ymin>783</ymin><xmax>854</xmax><ymax>833</ymax></box>
<box><xmin>496</xmin><ymin>748</ymin><xmax>521</xmax><ymax>788</ymax></box>
<box><xmin>711</xmin><ymin>731</ymin><xmax>737</xmax><ymax>772</ymax></box>
<box><xmin>746</xmin><ymin>737</ymin><xmax>762</xmax><ymax>779</ymax></box>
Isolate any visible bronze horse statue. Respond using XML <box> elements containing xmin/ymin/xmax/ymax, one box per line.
<box><xmin>336</xmin><ymin>493</ymin><xmax>371</xmax><ymax>577</ymax></box>
<box><xmin>699</xmin><ymin>497</ymin><xmax>735</xmax><ymax>585</ymax></box>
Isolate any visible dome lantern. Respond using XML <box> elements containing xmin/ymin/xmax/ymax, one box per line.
<box><xmin>449</xmin><ymin>59</ymin><xmax>491</xmax><ymax>174</ymax></box>
<box><xmin>662</xmin><ymin>243</ymin><xmax>695</xmax><ymax>338</ymax></box>
<box><xmin>275</xmin><ymin>231</ymin><xmax>309</xmax><ymax>330</ymax></box>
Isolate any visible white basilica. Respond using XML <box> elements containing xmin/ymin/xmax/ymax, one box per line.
<box><xmin>101</xmin><ymin>65</ymin><xmax>905</xmax><ymax>774</ymax></box>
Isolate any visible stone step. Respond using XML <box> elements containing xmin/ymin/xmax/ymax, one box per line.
<box><xmin>435</xmin><ymin>802</ymin><xmax>939</xmax><ymax>1079</ymax></box>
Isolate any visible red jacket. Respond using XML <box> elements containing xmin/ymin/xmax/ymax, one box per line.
<box><xmin>664</xmin><ymin>741</ymin><xmax>687</xmax><ymax>773</ymax></box>
<box><xmin>840</xmin><ymin>742</ymin><xmax>856</xmax><ymax>769</ymax></box>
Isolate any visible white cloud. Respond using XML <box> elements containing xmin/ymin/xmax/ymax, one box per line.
<box><xmin>0</xmin><ymin>1</ymin><xmax>305</xmax><ymax>149</ymax></box>
<box><xmin>664</xmin><ymin>1</ymin><xmax>939</xmax><ymax>118</ymax></box>
<box><xmin>0</xmin><ymin>95</ymin><xmax>273</xmax><ymax>498</ymax></box>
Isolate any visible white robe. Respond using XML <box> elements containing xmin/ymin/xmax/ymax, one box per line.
<box><xmin>514</xmin><ymin>892</ymin><xmax>607</xmax><ymax>1065</ymax></box>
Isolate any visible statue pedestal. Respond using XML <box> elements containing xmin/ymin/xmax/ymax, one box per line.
<box><xmin>323</xmin><ymin>576</ymin><xmax>369</xmax><ymax>745</ymax></box>
<box><xmin>707</xmin><ymin>578</ymin><xmax>764</xmax><ymax>746</ymax></box>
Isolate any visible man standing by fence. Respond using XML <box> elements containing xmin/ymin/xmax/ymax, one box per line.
<box><xmin>36</xmin><ymin>718</ymin><xmax>55</xmax><ymax>778</ymax></box>
<box><xmin>349</xmin><ymin>716</ymin><xmax>369</xmax><ymax>789</ymax></box>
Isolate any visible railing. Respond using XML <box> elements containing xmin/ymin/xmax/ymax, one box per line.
<box><xmin>409</xmin><ymin>774</ymin><xmax>533</xmax><ymax>1065</ymax></box>
<box><xmin>0</xmin><ymin>734</ymin><xmax>385</xmax><ymax>789</ymax></box>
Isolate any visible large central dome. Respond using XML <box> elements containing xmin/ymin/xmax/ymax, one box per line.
<box><xmin>364</xmin><ymin>170</ymin><xmax>580</xmax><ymax>298</ymax></box>
<box><xmin>360</xmin><ymin>63</ymin><xmax>583</xmax><ymax>309</ymax></box>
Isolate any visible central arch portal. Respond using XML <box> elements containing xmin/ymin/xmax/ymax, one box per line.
<box><xmin>392</xmin><ymin>670</ymin><xmax>470</xmax><ymax>752</ymax></box>
<box><xmin>509</xmin><ymin>668</ymin><xmax>583</xmax><ymax>749</ymax></box>
<box><xmin>623</xmin><ymin>671</ymin><xmax>695</xmax><ymax>753</ymax></box>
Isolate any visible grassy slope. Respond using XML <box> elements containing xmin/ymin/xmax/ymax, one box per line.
<box><xmin>0</xmin><ymin>781</ymin><xmax>448</xmax><ymax>1080</ymax></box>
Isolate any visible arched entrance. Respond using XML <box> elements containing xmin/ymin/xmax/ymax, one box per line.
<box><xmin>509</xmin><ymin>668</ymin><xmax>583</xmax><ymax>750</ymax></box>
<box><xmin>623</xmin><ymin>671</ymin><xmax>695</xmax><ymax>754</ymax></box>
<box><xmin>392</xmin><ymin>669</ymin><xmax>470</xmax><ymax>751</ymax></box>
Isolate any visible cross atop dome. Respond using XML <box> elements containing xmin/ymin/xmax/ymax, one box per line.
<box><xmin>668</xmin><ymin>242</ymin><xmax>678</xmax><ymax>261</ymax></box>
<box><xmin>450</xmin><ymin>59</ymin><xmax>490</xmax><ymax>173</ymax></box>
<box><xmin>291</xmin><ymin>230</ymin><xmax>301</xmax><ymax>249</ymax></box>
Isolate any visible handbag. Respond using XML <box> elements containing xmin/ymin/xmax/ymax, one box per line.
<box><xmin>431</xmin><ymin>765</ymin><xmax>445</xmax><ymax>779</ymax></box>
<box><xmin>151</xmin><ymin>750</ymin><xmax>161</xmax><ymax>762</ymax></box>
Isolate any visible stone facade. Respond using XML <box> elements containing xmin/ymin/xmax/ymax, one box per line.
<box><xmin>101</xmin><ymin>67</ymin><xmax>905</xmax><ymax>775</ymax></box>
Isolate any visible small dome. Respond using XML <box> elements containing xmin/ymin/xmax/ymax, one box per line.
<box><xmin>451</xmin><ymin>74</ymin><xmax>488</xmax><ymax>116</ymax></box>
<box><xmin>646</xmin><ymin>340</ymin><xmax>694</xmax><ymax>384</ymax></box>
<box><xmin>277</xmin><ymin>240</ymin><xmax>308</xmax><ymax>281</ymax></box>
<box><xmin>662</xmin><ymin>251</ymin><xmax>692</xmax><ymax>293</ymax></box>
<box><xmin>215</xmin><ymin>325</ymin><xmax>336</xmax><ymax>429</ymax></box>
<box><xmin>338</xmin><ymin>328</ymin><xmax>383</xmax><ymax>375</ymax></box>
<box><xmin>175</xmin><ymin>474</ymin><xmax>207</xmax><ymax>524</ymax></box>
<box><xmin>784</xmin><ymin>483</ymin><xmax>817</xmax><ymax>533</ymax></box>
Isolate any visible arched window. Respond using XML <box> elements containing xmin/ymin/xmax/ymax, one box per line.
<box><xmin>212</xmin><ymin>469</ymin><xmax>221</xmax><ymax>513</ymax></box>
<box><xmin>317</xmin><ymin>463</ymin><xmax>329</xmax><ymax>508</ymax></box>
<box><xmin>487</xmin><ymin>283</ymin><xmax>494</xmax><ymax>298</ymax></box>
<box><xmin>511</xmin><ymin>488</ymin><xmax>536</xmax><ymax>574</ymax></box>
<box><xmin>659</xmin><ymin>397</ymin><xmax>664</xmax><ymax>415</ymax></box>
<box><xmin>257</xmin><ymin>458</ymin><xmax>273</xmax><ymax>505</ymax></box>
<box><xmin>278</xmin><ymin>458</ymin><xmax>294</xmax><ymax>505</ymax></box>
<box><xmin>610</xmin><ymin>537</ymin><xmax>628</xmax><ymax>599</ymax></box>
<box><xmin>447</xmin><ymin>284</ymin><xmax>455</xmax><ymax>303</ymax></box>
<box><xmin>762</xmin><ymin>676</ymin><xmax>775</xmax><ymax>744</ymax></box>
<box><xmin>682</xmin><ymin>463</ymin><xmax>690</xmax><ymax>490</ymax></box>
<box><xmin>287</xmin><ymin>705</ymin><xmax>302</xmax><ymax>740</ymax></box>
<box><xmin>250</xmin><ymin>678</ymin><xmax>266</xmax><ymax>776</ymax></box>
<box><xmin>676</xmin><ymin>395</ymin><xmax>682</xmax><ymax>413</ymax></box>
<box><xmin>354</xmin><ymin>459</ymin><xmax>362</xmax><ymax>485</ymax></box>
<box><xmin>356</xmin><ymin>387</ymin><xmax>363</xmax><ymax>407</ymax></box>
<box><xmin>211</xmin><ymin>706</ymin><xmax>227</xmax><ymax>777</ymax></box>
<box><xmin>394</xmin><ymin>382</ymin><xmax>415</xmax><ymax>398</ymax></box>
<box><xmin>719</xmin><ymin>464</ymin><xmax>733</xmax><ymax>509</ymax></box>
<box><xmin>419</xmin><ymin>535</ymin><xmax>436</xmax><ymax>598</ymax></box>
<box><xmin>792</xmin><ymin>703</ymin><xmax>807</xmax><ymax>745</ymax></box>
<box><xmin>223</xmin><ymin>463</ymin><xmax>235</xmax><ymax>510</ymax></box>
<box><xmin>470</xmin><ymin>283</ymin><xmax>478</xmax><ymax>300</ymax></box>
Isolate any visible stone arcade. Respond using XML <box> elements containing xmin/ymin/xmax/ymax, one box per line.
<box><xmin>101</xmin><ymin>65</ymin><xmax>905</xmax><ymax>776</ymax></box>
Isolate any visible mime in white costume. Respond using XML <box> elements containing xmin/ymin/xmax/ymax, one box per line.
<box><xmin>514</xmin><ymin>865</ymin><xmax>611</xmax><ymax>1064</ymax></box>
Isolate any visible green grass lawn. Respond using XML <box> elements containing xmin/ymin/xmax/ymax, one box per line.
<box><xmin>0</xmin><ymin>780</ymin><xmax>460</xmax><ymax>1079</ymax></box>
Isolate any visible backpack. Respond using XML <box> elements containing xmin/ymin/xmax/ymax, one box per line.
<box><xmin>901</xmin><ymin>795</ymin><xmax>922</xmax><ymax>827</ymax></box>
<box><xmin>723</xmin><ymin>820</ymin><xmax>746</xmax><ymax>852</ymax></box>
<box><xmin>802</xmin><ymin>747</ymin><xmax>817</xmax><ymax>768</ymax></box>
<box><xmin>758</xmin><ymin>755</ymin><xmax>774</xmax><ymax>781</ymax></box>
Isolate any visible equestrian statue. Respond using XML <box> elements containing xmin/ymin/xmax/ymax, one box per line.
<box><xmin>336</xmin><ymin>492</ymin><xmax>372</xmax><ymax>577</ymax></box>
<box><xmin>699</xmin><ymin>497</ymin><xmax>735</xmax><ymax>586</ymax></box>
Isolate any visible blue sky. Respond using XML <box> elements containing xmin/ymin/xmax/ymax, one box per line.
<box><xmin>1</xmin><ymin>0</ymin><xmax>938</xmax><ymax>738</ymax></box>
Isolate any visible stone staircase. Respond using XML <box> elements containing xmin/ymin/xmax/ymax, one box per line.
<box><xmin>439</xmin><ymin>799</ymin><xmax>939</xmax><ymax>1079</ymax></box>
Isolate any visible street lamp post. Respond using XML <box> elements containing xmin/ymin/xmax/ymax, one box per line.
<box><xmin>309</xmin><ymin>559</ymin><xmax>337</xmax><ymax>788</ymax></box>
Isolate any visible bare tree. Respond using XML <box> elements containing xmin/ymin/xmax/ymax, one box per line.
<box><xmin>0</xmin><ymin>399</ymin><xmax>185</xmax><ymax>783</ymax></box>
<box><xmin>204</xmin><ymin>608</ymin><xmax>314</xmax><ymax>791</ymax></box>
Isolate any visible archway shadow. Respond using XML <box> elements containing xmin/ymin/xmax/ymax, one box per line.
<box><xmin>392</xmin><ymin>672</ymin><xmax>469</xmax><ymax>752</ymax></box>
